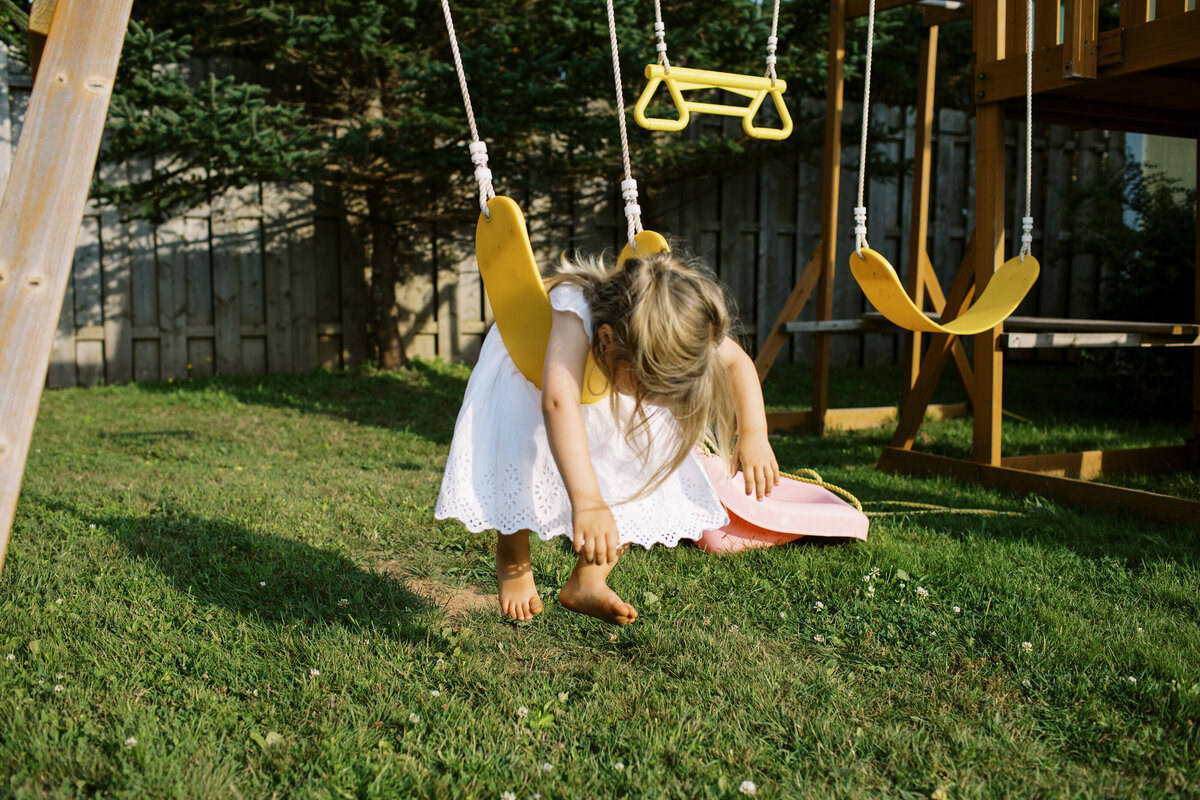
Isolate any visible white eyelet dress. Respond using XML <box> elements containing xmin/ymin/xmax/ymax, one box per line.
<box><xmin>435</xmin><ymin>283</ymin><xmax>728</xmax><ymax>549</ymax></box>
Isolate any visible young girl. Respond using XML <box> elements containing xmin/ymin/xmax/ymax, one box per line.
<box><xmin>435</xmin><ymin>250</ymin><xmax>778</xmax><ymax>625</ymax></box>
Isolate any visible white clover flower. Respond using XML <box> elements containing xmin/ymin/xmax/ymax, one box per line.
<box><xmin>867</xmin><ymin>586</ymin><xmax>875</xmax><ymax>596</ymax></box>
<box><xmin>55</xmin><ymin>673</ymin><xmax>63</xmax><ymax>680</ymax></box>
<box><xmin>55</xmin><ymin>598</ymin><xmax>63</xmax><ymax>605</ymax></box>
<box><xmin>337</xmin><ymin>598</ymin><xmax>349</xmax><ymax>608</ymax></box>
<box><xmin>517</xmin><ymin>706</ymin><xmax>529</xmax><ymax>718</ymax></box>
<box><xmin>540</xmin><ymin>762</ymin><xmax>553</xmax><ymax>772</ymax></box>
<box><xmin>614</xmin><ymin>762</ymin><xmax>625</xmax><ymax>770</ymax></box>
<box><xmin>501</xmin><ymin>792</ymin><xmax>516</xmax><ymax>800</ymax></box>
<box><xmin>1022</xmin><ymin>679</ymin><xmax>1032</xmax><ymax>688</ymax></box>
<box><xmin>409</xmin><ymin>713</ymin><xmax>420</xmax><ymax>723</ymax></box>
<box><xmin>4</xmin><ymin>654</ymin><xmax>13</xmax><ymax>661</ymax></box>
<box><xmin>252</xmin><ymin>689</ymin><xmax>259</xmax><ymax>697</ymax></box>
<box><xmin>899</xmin><ymin>583</ymin><xmax>906</xmax><ymax>589</ymax></box>
<box><xmin>124</xmin><ymin>736</ymin><xmax>137</xmax><ymax>749</ymax></box>
<box><xmin>813</xmin><ymin>635</ymin><xmax>825</xmax><ymax>644</ymax></box>
<box><xmin>1137</xmin><ymin>627</ymin><xmax>1144</xmax><ymax>633</ymax></box>
<box><xmin>431</xmin><ymin>690</ymin><xmax>441</xmax><ymax>698</ymax></box>
<box><xmin>436</xmin><ymin>658</ymin><xmax>445</xmax><ymax>666</ymax></box>
<box><xmin>259</xmin><ymin>581</ymin><xmax>266</xmax><ymax>587</ymax></box>
<box><xmin>814</xmin><ymin>601</ymin><xmax>825</xmax><ymax>610</ymax></box>
<box><xmin>739</xmin><ymin>780</ymin><xmax>758</xmax><ymax>796</ymax></box>
<box><xmin>89</xmin><ymin>524</ymin><xmax>96</xmax><ymax>530</ymax></box>
<box><xmin>862</xmin><ymin>574</ymin><xmax>870</xmax><ymax>582</ymax></box>
<box><xmin>309</xmin><ymin>669</ymin><xmax>320</xmax><ymax>677</ymax></box>
<box><xmin>54</xmin><ymin>684</ymin><xmax>64</xmax><ymax>692</ymax></box>
<box><xmin>779</xmin><ymin>611</ymin><xmax>786</xmax><ymax>619</ymax></box>
<box><xmin>729</xmin><ymin>624</ymin><xmax>739</xmax><ymax>632</ymax></box>
<box><xmin>953</xmin><ymin>606</ymin><xmax>961</xmax><ymax>614</ymax></box>
<box><xmin>916</xmin><ymin>587</ymin><xmax>929</xmax><ymax>598</ymax></box>
<box><xmin>1021</xmin><ymin>641</ymin><xmax>1033</xmax><ymax>653</ymax></box>
<box><xmin>1127</xmin><ymin>676</ymin><xmax>1137</xmax><ymax>685</ymax></box>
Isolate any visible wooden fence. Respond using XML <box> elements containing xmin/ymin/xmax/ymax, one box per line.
<box><xmin>0</xmin><ymin>48</ymin><xmax>1125</xmax><ymax>388</ymax></box>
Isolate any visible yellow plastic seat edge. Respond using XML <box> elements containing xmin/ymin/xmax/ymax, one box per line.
<box><xmin>476</xmin><ymin>196</ymin><xmax>618</xmax><ymax>403</ymax></box>
<box><xmin>848</xmin><ymin>247</ymin><xmax>1040</xmax><ymax>336</ymax></box>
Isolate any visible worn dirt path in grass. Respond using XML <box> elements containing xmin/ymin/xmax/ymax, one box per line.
<box><xmin>375</xmin><ymin>557</ymin><xmax>495</xmax><ymax>616</ymax></box>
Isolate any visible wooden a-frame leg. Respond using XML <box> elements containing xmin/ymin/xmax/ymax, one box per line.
<box><xmin>753</xmin><ymin>242</ymin><xmax>823</xmax><ymax>382</ymax></box>
<box><xmin>0</xmin><ymin>0</ymin><xmax>134</xmax><ymax>575</ymax></box>
<box><xmin>890</xmin><ymin>232</ymin><xmax>978</xmax><ymax>450</ymax></box>
<box><xmin>904</xmin><ymin>24</ymin><xmax>938</xmax><ymax>396</ymax></box>
<box><xmin>917</xmin><ymin>248</ymin><xmax>976</xmax><ymax>402</ymax></box>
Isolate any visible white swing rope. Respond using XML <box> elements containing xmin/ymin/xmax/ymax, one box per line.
<box><xmin>439</xmin><ymin>0</ymin><xmax>496</xmax><ymax>217</ymax></box>
<box><xmin>854</xmin><ymin>0</ymin><xmax>1035</xmax><ymax>260</ymax></box>
<box><xmin>765</xmin><ymin>0</ymin><xmax>781</xmax><ymax>85</ymax></box>
<box><xmin>652</xmin><ymin>1</ymin><xmax>782</xmax><ymax>84</ymax></box>
<box><xmin>653</xmin><ymin>0</ymin><xmax>671</xmax><ymax>72</ymax></box>
<box><xmin>606</xmin><ymin>0</ymin><xmax>644</xmax><ymax>248</ymax></box>
<box><xmin>853</xmin><ymin>0</ymin><xmax>877</xmax><ymax>257</ymax></box>
<box><xmin>1020</xmin><ymin>0</ymin><xmax>1034</xmax><ymax>260</ymax></box>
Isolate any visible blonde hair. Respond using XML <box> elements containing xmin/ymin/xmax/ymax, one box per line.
<box><xmin>546</xmin><ymin>249</ymin><xmax>737</xmax><ymax>498</ymax></box>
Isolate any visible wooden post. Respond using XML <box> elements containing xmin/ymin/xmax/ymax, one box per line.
<box><xmin>1194</xmin><ymin>136</ymin><xmax>1200</xmax><ymax>440</ymax></box>
<box><xmin>1062</xmin><ymin>0</ymin><xmax>1098</xmax><ymax>79</ymax></box>
<box><xmin>973</xmin><ymin>0</ymin><xmax>1006</xmax><ymax>465</ymax></box>
<box><xmin>814</xmin><ymin>0</ymin><xmax>847</xmax><ymax>434</ymax></box>
<box><xmin>904</xmin><ymin>24</ymin><xmax>938</xmax><ymax>394</ymax></box>
<box><xmin>0</xmin><ymin>0</ymin><xmax>133</xmax><ymax>574</ymax></box>
<box><xmin>27</xmin><ymin>0</ymin><xmax>56</xmax><ymax>77</ymax></box>
<box><xmin>1118</xmin><ymin>0</ymin><xmax>1150</xmax><ymax>28</ymax></box>
<box><xmin>1036</xmin><ymin>0</ymin><xmax>1060</xmax><ymax>46</ymax></box>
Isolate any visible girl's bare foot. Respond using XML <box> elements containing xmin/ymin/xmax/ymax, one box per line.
<box><xmin>496</xmin><ymin>531</ymin><xmax>543</xmax><ymax>621</ymax></box>
<box><xmin>558</xmin><ymin>559</ymin><xmax>638</xmax><ymax>626</ymax></box>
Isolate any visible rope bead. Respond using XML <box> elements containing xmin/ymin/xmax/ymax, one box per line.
<box><xmin>853</xmin><ymin>205</ymin><xmax>868</xmax><ymax>254</ymax></box>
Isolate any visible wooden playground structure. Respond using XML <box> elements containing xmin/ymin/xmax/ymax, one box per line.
<box><xmin>754</xmin><ymin>0</ymin><xmax>1200</xmax><ymax>524</ymax></box>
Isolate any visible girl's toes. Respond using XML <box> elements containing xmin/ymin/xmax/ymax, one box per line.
<box><xmin>530</xmin><ymin>596</ymin><xmax>544</xmax><ymax>615</ymax></box>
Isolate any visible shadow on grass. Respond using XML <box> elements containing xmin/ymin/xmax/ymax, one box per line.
<box><xmin>37</xmin><ymin>498</ymin><xmax>437</xmax><ymax>642</ymax></box>
<box><xmin>130</xmin><ymin>361</ymin><xmax>470</xmax><ymax>446</ymax></box>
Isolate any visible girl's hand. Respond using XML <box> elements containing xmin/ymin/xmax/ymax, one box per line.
<box><xmin>732</xmin><ymin>430</ymin><xmax>780</xmax><ymax>500</ymax></box>
<box><xmin>572</xmin><ymin>502</ymin><xmax>621</xmax><ymax>565</ymax></box>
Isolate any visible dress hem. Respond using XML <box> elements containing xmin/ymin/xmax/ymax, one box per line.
<box><xmin>434</xmin><ymin>511</ymin><xmax>719</xmax><ymax>550</ymax></box>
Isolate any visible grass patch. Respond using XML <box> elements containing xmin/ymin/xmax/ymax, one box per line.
<box><xmin>1</xmin><ymin>362</ymin><xmax>1197</xmax><ymax>798</ymax></box>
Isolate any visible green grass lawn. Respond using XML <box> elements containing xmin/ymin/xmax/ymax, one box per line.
<box><xmin>1</xmin><ymin>361</ymin><xmax>1197</xmax><ymax>798</ymax></box>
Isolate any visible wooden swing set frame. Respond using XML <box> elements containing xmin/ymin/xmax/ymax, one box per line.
<box><xmin>754</xmin><ymin>0</ymin><xmax>1200</xmax><ymax>525</ymax></box>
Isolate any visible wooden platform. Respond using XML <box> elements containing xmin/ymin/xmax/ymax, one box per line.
<box><xmin>784</xmin><ymin>314</ymin><xmax>1200</xmax><ymax>349</ymax></box>
<box><xmin>879</xmin><ymin>446</ymin><xmax>1200</xmax><ymax>526</ymax></box>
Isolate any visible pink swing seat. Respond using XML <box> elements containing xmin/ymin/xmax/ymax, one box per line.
<box><xmin>695</xmin><ymin>454</ymin><xmax>869</xmax><ymax>553</ymax></box>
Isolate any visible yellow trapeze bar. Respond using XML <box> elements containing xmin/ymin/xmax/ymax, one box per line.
<box><xmin>633</xmin><ymin>64</ymin><xmax>792</xmax><ymax>141</ymax></box>
<box><xmin>475</xmin><ymin>196</ymin><xmax>669</xmax><ymax>403</ymax></box>
<box><xmin>848</xmin><ymin>248</ymin><xmax>1040</xmax><ymax>336</ymax></box>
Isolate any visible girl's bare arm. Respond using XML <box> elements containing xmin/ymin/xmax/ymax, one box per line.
<box><xmin>542</xmin><ymin>309</ymin><xmax>620</xmax><ymax>565</ymax></box>
<box><xmin>718</xmin><ymin>336</ymin><xmax>780</xmax><ymax>499</ymax></box>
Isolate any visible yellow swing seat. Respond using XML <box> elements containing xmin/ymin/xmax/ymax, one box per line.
<box><xmin>633</xmin><ymin>64</ymin><xmax>792</xmax><ymax>141</ymax></box>
<box><xmin>848</xmin><ymin>247</ymin><xmax>1039</xmax><ymax>336</ymax></box>
<box><xmin>474</xmin><ymin>195</ymin><xmax>670</xmax><ymax>403</ymax></box>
